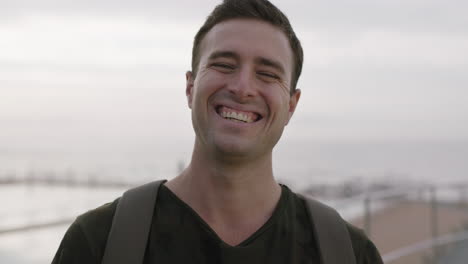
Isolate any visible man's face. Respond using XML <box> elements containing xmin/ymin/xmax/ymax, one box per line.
<box><xmin>186</xmin><ymin>19</ymin><xmax>301</xmax><ymax>160</ymax></box>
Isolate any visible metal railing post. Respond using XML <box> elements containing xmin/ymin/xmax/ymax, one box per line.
<box><xmin>458</xmin><ymin>185</ymin><xmax>467</xmax><ymax>209</ymax></box>
<box><xmin>430</xmin><ymin>186</ymin><xmax>439</xmax><ymax>263</ymax></box>
<box><xmin>364</xmin><ymin>195</ymin><xmax>371</xmax><ymax>237</ymax></box>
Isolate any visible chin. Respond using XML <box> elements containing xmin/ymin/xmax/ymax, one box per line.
<box><xmin>212</xmin><ymin>139</ymin><xmax>256</xmax><ymax>159</ymax></box>
<box><xmin>213</xmin><ymin>140</ymin><xmax>273</xmax><ymax>164</ymax></box>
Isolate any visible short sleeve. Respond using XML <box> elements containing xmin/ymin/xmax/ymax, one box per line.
<box><xmin>51</xmin><ymin>199</ymin><xmax>118</xmax><ymax>264</ymax></box>
<box><xmin>346</xmin><ymin>223</ymin><xmax>384</xmax><ymax>264</ymax></box>
<box><xmin>51</xmin><ymin>222</ymin><xmax>98</xmax><ymax>264</ymax></box>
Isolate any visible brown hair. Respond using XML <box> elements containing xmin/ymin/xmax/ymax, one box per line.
<box><xmin>191</xmin><ymin>0</ymin><xmax>303</xmax><ymax>93</ymax></box>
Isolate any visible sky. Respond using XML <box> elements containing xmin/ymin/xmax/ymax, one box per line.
<box><xmin>1</xmin><ymin>0</ymin><xmax>467</xmax><ymax>144</ymax></box>
<box><xmin>0</xmin><ymin>0</ymin><xmax>467</xmax><ymax>183</ymax></box>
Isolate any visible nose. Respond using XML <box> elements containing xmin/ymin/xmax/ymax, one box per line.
<box><xmin>228</xmin><ymin>68</ymin><xmax>257</xmax><ymax>100</ymax></box>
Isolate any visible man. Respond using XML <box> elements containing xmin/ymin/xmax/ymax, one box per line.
<box><xmin>53</xmin><ymin>0</ymin><xmax>383</xmax><ymax>263</ymax></box>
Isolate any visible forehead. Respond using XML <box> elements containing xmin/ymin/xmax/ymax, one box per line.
<box><xmin>199</xmin><ymin>19</ymin><xmax>293</xmax><ymax>73</ymax></box>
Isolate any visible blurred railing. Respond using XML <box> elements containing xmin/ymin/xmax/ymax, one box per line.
<box><xmin>328</xmin><ymin>183</ymin><xmax>468</xmax><ymax>264</ymax></box>
<box><xmin>0</xmin><ymin>174</ymin><xmax>133</xmax><ymax>235</ymax></box>
<box><xmin>2</xmin><ymin>173</ymin><xmax>468</xmax><ymax>263</ymax></box>
<box><xmin>383</xmin><ymin>230</ymin><xmax>468</xmax><ymax>263</ymax></box>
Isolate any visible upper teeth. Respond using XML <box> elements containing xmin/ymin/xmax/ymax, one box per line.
<box><xmin>221</xmin><ymin>111</ymin><xmax>253</xmax><ymax>123</ymax></box>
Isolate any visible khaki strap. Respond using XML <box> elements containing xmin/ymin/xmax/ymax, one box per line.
<box><xmin>299</xmin><ymin>194</ymin><xmax>357</xmax><ymax>264</ymax></box>
<box><xmin>101</xmin><ymin>180</ymin><xmax>165</xmax><ymax>264</ymax></box>
<box><xmin>103</xmin><ymin>181</ymin><xmax>355</xmax><ymax>264</ymax></box>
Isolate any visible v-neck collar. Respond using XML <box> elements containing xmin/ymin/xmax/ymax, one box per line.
<box><xmin>161</xmin><ymin>184</ymin><xmax>288</xmax><ymax>248</ymax></box>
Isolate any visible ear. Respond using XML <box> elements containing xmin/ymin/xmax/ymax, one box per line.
<box><xmin>285</xmin><ymin>89</ymin><xmax>301</xmax><ymax>126</ymax></box>
<box><xmin>186</xmin><ymin>71</ymin><xmax>194</xmax><ymax>109</ymax></box>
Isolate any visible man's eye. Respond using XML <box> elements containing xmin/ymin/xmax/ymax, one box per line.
<box><xmin>258</xmin><ymin>72</ymin><xmax>279</xmax><ymax>80</ymax></box>
<box><xmin>212</xmin><ymin>63</ymin><xmax>235</xmax><ymax>70</ymax></box>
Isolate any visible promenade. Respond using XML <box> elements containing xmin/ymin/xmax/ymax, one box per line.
<box><xmin>2</xmin><ymin>180</ymin><xmax>468</xmax><ymax>264</ymax></box>
<box><xmin>351</xmin><ymin>200</ymin><xmax>468</xmax><ymax>264</ymax></box>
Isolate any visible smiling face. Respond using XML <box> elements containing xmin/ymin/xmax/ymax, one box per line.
<box><xmin>186</xmin><ymin>19</ymin><xmax>301</xmax><ymax>161</ymax></box>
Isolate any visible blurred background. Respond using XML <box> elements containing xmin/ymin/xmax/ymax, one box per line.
<box><xmin>1</xmin><ymin>0</ymin><xmax>467</xmax><ymax>263</ymax></box>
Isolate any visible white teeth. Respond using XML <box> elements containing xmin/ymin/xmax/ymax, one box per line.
<box><xmin>220</xmin><ymin>110</ymin><xmax>253</xmax><ymax>123</ymax></box>
<box><xmin>239</xmin><ymin>113</ymin><xmax>247</xmax><ymax>121</ymax></box>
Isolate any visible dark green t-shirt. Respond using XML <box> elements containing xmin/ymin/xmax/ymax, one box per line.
<box><xmin>52</xmin><ymin>184</ymin><xmax>383</xmax><ymax>264</ymax></box>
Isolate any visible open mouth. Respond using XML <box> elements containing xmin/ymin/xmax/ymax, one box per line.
<box><xmin>215</xmin><ymin>105</ymin><xmax>263</xmax><ymax>123</ymax></box>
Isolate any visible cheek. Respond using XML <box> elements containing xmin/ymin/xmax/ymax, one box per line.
<box><xmin>261</xmin><ymin>87</ymin><xmax>291</xmax><ymax>114</ymax></box>
<box><xmin>195</xmin><ymin>71</ymin><xmax>225</xmax><ymax>91</ymax></box>
<box><xmin>192</xmin><ymin>74</ymin><xmax>224</xmax><ymax>111</ymax></box>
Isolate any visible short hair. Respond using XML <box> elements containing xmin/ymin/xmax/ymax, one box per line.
<box><xmin>191</xmin><ymin>0</ymin><xmax>303</xmax><ymax>94</ymax></box>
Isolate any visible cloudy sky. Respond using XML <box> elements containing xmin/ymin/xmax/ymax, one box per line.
<box><xmin>1</xmin><ymin>0</ymin><xmax>467</xmax><ymax>153</ymax></box>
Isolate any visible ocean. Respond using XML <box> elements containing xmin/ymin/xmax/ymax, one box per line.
<box><xmin>1</xmin><ymin>139</ymin><xmax>467</xmax><ymax>189</ymax></box>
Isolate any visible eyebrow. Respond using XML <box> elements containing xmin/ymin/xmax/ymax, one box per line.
<box><xmin>208</xmin><ymin>50</ymin><xmax>240</xmax><ymax>61</ymax></box>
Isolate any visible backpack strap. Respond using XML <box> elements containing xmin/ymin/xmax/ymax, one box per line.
<box><xmin>101</xmin><ymin>180</ymin><xmax>165</xmax><ymax>264</ymax></box>
<box><xmin>102</xmin><ymin>180</ymin><xmax>355</xmax><ymax>264</ymax></box>
<box><xmin>298</xmin><ymin>194</ymin><xmax>357</xmax><ymax>264</ymax></box>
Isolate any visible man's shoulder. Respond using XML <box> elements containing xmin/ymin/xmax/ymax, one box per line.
<box><xmin>74</xmin><ymin>198</ymin><xmax>119</xmax><ymax>241</ymax></box>
<box><xmin>76</xmin><ymin>198</ymin><xmax>119</xmax><ymax>224</ymax></box>
<box><xmin>70</xmin><ymin>198</ymin><xmax>119</xmax><ymax>255</ymax></box>
<box><xmin>344</xmin><ymin>222</ymin><xmax>383</xmax><ymax>264</ymax></box>
<box><xmin>290</xmin><ymin>190</ymin><xmax>383</xmax><ymax>264</ymax></box>
<box><xmin>52</xmin><ymin>198</ymin><xmax>120</xmax><ymax>264</ymax></box>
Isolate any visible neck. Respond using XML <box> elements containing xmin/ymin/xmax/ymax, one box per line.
<box><xmin>165</xmin><ymin>141</ymin><xmax>282</xmax><ymax>245</ymax></box>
